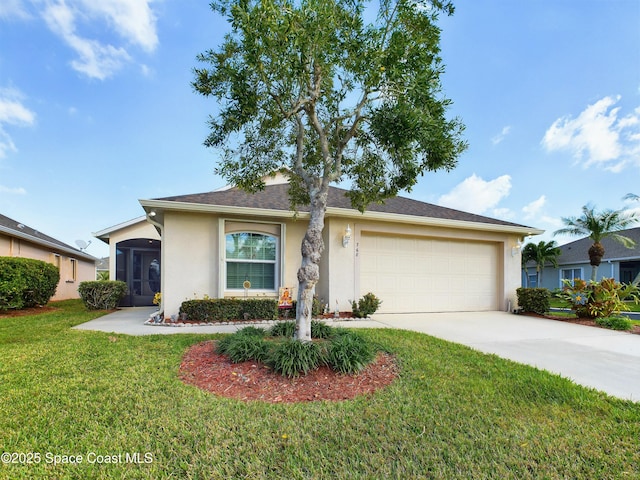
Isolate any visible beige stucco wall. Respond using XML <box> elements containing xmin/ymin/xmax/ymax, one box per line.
<box><xmin>161</xmin><ymin>211</ymin><xmax>219</xmax><ymax>315</ymax></box>
<box><xmin>321</xmin><ymin>217</ymin><xmax>522</xmax><ymax>313</ymax></box>
<box><xmin>158</xmin><ymin>211</ymin><xmax>524</xmax><ymax>317</ymax></box>
<box><xmin>0</xmin><ymin>233</ymin><xmax>96</xmax><ymax>301</ymax></box>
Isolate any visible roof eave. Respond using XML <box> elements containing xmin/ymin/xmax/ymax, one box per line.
<box><xmin>139</xmin><ymin>199</ymin><xmax>543</xmax><ymax>236</ymax></box>
<box><xmin>93</xmin><ymin>216</ymin><xmax>148</xmax><ymax>242</ymax></box>
<box><xmin>0</xmin><ymin>225</ymin><xmax>97</xmax><ymax>262</ymax></box>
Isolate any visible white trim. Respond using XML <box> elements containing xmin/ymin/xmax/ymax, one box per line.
<box><xmin>93</xmin><ymin>216</ymin><xmax>147</xmax><ymax>240</ymax></box>
<box><xmin>220</xmin><ymin>219</ymin><xmax>284</xmax><ymax>296</ymax></box>
<box><xmin>559</xmin><ymin>267</ymin><xmax>583</xmax><ymax>287</ymax></box>
<box><xmin>139</xmin><ymin>199</ymin><xmax>543</xmax><ymax>237</ymax></box>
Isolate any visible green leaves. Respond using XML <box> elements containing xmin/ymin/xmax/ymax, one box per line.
<box><xmin>193</xmin><ymin>0</ymin><xmax>466</xmax><ymax>206</ymax></box>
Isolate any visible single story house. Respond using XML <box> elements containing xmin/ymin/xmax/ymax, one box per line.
<box><xmin>96</xmin><ymin>175</ymin><xmax>542</xmax><ymax>316</ymax></box>
<box><xmin>0</xmin><ymin>213</ymin><xmax>97</xmax><ymax>301</ymax></box>
<box><xmin>524</xmin><ymin>227</ymin><xmax>640</xmax><ymax>289</ymax></box>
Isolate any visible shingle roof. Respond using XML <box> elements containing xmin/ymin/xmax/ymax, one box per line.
<box><xmin>155</xmin><ymin>183</ymin><xmax>534</xmax><ymax>229</ymax></box>
<box><xmin>0</xmin><ymin>213</ymin><xmax>96</xmax><ymax>261</ymax></box>
<box><xmin>556</xmin><ymin>227</ymin><xmax>640</xmax><ymax>264</ymax></box>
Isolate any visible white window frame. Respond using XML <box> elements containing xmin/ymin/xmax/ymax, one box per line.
<box><xmin>220</xmin><ymin>219</ymin><xmax>284</xmax><ymax>296</ymax></box>
<box><xmin>559</xmin><ymin>267</ymin><xmax>582</xmax><ymax>287</ymax></box>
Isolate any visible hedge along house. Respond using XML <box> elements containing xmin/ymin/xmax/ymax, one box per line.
<box><xmin>0</xmin><ymin>213</ymin><xmax>97</xmax><ymax>301</ymax></box>
<box><xmin>94</xmin><ymin>217</ymin><xmax>161</xmax><ymax>307</ymax></box>
<box><xmin>113</xmin><ymin>174</ymin><xmax>542</xmax><ymax>318</ymax></box>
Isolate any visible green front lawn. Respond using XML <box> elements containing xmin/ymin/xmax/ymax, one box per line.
<box><xmin>1</xmin><ymin>300</ymin><xmax>639</xmax><ymax>479</ymax></box>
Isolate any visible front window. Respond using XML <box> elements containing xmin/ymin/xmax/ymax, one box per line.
<box><xmin>561</xmin><ymin>268</ymin><xmax>582</xmax><ymax>286</ymax></box>
<box><xmin>70</xmin><ymin>258</ymin><xmax>77</xmax><ymax>282</ymax></box>
<box><xmin>225</xmin><ymin>233</ymin><xmax>277</xmax><ymax>290</ymax></box>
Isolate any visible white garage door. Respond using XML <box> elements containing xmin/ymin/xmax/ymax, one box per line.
<box><xmin>359</xmin><ymin>233</ymin><xmax>500</xmax><ymax>313</ymax></box>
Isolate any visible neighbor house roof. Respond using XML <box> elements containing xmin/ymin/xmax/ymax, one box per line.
<box><xmin>140</xmin><ymin>183</ymin><xmax>542</xmax><ymax>236</ymax></box>
<box><xmin>0</xmin><ymin>213</ymin><xmax>96</xmax><ymax>261</ymax></box>
<box><xmin>555</xmin><ymin>227</ymin><xmax>640</xmax><ymax>265</ymax></box>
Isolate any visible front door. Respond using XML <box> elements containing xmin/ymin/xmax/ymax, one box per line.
<box><xmin>116</xmin><ymin>239</ymin><xmax>161</xmax><ymax>307</ymax></box>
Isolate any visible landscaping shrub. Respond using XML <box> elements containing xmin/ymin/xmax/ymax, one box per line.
<box><xmin>216</xmin><ymin>334</ymin><xmax>271</xmax><ymax>363</ymax></box>
<box><xmin>0</xmin><ymin>257</ymin><xmax>59</xmax><ymax>311</ymax></box>
<box><xmin>179</xmin><ymin>298</ymin><xmax>278</xmax><ymax>322</ymax></box>
<box><xmin>311</xmin><ymin>320</ymin><xmax>334</xmax><ymax>339</ymax></box>
<box><xmin>268</xmin><ymin>339</ymin><xmax>323</xmax><ymax>378</ymax></box>
<box><xmin>559</xmin><ymin>278</ymin><xmax>640</xmax><ymax>319</ymax></box>
<box><xmin>516</xmin><ymin>287</ymin><xmax>550</xmax><ymax>315</ymax></box>
<box><xmin>242</xmin><ymin>299</ymin><xmax>279</xmax><ymax>320</ymax></box>
<box><xmin>78</xmin><ymin>281</ymin><xmax>127</xmax><ymax>310</ymax></box>
<box><xmin>235</xmin><ymin>325</ymin><xmax>267</xmax><ymax>337</ymax></box>
<box><xmin>351</xmin><ymin>292</ymin><xmax>382</xmax><ymax>318</ymax></box>
<box><xmin>595</xmin><ymin>316</ymin><xmax>633</xmax><ymax>331</ymax></box>
<box><xmin>325</xmin><ymin>331</ymin><xmax>375</xmax><ymax>374</ymax></box>
<box><xmin>217</xmin><ymin>325</ymin><xmax>377</xmax><ymax>377</ymax></box>
<box><xmin>269</xmin><ymin>321</ymin><xmax>296</xmax><ymax>338</ymax></box>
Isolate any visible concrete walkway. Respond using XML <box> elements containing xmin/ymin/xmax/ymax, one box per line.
<box><xmin>74</xmin><ymin>308</ymin><xmax>640</xmax><ymax>402</ymax></box>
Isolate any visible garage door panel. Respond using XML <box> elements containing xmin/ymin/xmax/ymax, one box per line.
<box><xmin>360</xmin><ymin>234</ymin><xmax>499</xmax><ymax>313</ymax></box>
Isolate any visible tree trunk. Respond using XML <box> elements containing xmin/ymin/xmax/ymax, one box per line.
<box><xmin>588</xmin><ymin>242</ymin><xmax>605</xmax><ymax>281</ymax></box>
<box><xmin>295</xmin><ymin>188</ymin><xmax>328</xmax><ymax>342</ymax></box>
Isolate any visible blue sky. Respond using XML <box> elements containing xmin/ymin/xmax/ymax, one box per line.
<box><xmin>1</xmin><ymin>0</ymin><xmax>639</xmax><ymax>259</ymax></box>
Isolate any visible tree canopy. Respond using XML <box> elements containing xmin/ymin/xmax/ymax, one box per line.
<box><xmin>521</xmin><ymin>240</ymin><xmax>561</xmax><ymax>286</ymax></box>
<box><xmin>554</xmin><ymin>204</ymin><xmax>639</xmax><ymax>281</ymax></box>
<box><xmin>193</xmin><ymin>0</ymin><xmax>466</xmax><ymax>210</ymax></box>
<box><xmin>193</xmin><ymin>0</ymin><xmax>466</xmax><ymax>340</ymax></box>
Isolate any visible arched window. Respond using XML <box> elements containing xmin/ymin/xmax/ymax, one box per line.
<box><xmin>225</xmin><ymin>232</ymin><xmax>278</xmax><ymax>290</ymax></box>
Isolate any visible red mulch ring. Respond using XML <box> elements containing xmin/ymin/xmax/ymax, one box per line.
<box><xmin>179</xmin><ymin>340</ymin><xmax>399</xmax><ymax>403</ymax></box>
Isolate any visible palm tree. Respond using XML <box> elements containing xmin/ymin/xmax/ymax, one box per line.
<box><xmin>521</xmin><ymin>241</ymin><xmax>561</xmax><ymax>287</ymax></box>
<box><xmin>554</xmin><ymin>204</ymin><xmax>639</xmax><ymax>281</ymax></box>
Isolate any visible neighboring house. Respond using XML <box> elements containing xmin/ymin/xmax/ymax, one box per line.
<box><xmin>525</xmin><ymin>227</ymin><xmax>640</xmax><ymax>289</ymax></box>
<box><xmin>0</xmin><ymin>213</ymin><xmax>97</xmax><ymax>301</ymax></box>
<box><xmin>96</xmin><ymin>257</ymin><xmax>110</xmax><ymax>279</ymax></box>
<box><xmin>96</xmin><ymin>175</ymin><xmax>542</xmax><ymax>316</ymax></box>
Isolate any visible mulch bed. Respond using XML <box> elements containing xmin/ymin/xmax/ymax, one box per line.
<box><xmin>524</xmin><ymin>312</ymin><xmax>640</xmax><ymax>335</ymax></box>
<box><xmin>179</xmin><ymin>340</ymin><xmax>399</xmax><ymax>403</ymax></box>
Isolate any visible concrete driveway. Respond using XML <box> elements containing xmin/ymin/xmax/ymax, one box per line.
<box><xmin>75</xmin><ymin>309</ymin><xmax>640</xmax><ymax>402</ymax></box>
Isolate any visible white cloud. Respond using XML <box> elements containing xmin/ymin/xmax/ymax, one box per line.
<box><xmin>0</xmin><ymin>185</ymin><xmax>27</xmax><ymax>195</ymax></box>
<box><xmin>542</xmin><ymin>95</ymin><xmax>640</xmax><ymax>172</ymax></box>
<box><xmin>522</xmin><ymin>195</ymin><xmax>546</xmax><ymax>219</ymax></box>
<box><xmin>0</xmin><ymin>128</ymin><xmax>18</xmax><ymax>158</ymax></box>
<box><xmin>491</xmin><ymin>207</ymin><xmax>515</xmax><ymax>220</ymax></box>
<box><xmin>0</xmin><ymin>88</ymin><xmax>36</xmax><ymax>159</ymax></box>
<box><xmin>79</xmin><ymin>0</ymin><xmax>158</xmax><ymax>52</ymax></box>
<box><xmin>438</xmin><ymin>174</ymin><xmax>512</xmax><ymax>215</ymax></box>
<box><xmin>0</xmin><ymin>0</ymin><xmax>30</xmax><ymax>19</ymax></box>
<box><xmin>38</xmin><ymin>0</ymin><xmax>158</xmax><ymax>80</ymax></box>
<box><xmin>0</xmin><ymin>97</ymin><xmax>36</xmax><ymax>126</ymax></box>
<box><xmin>491</xmin><ymin>126</ymin><xmax>511</xmax><ymax>145</ymax></box>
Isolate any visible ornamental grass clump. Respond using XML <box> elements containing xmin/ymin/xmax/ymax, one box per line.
<box><xmin>269</xmin><ymin>339</ymin><xmax>323</xmax><ymax>378</ymax></box>
<box><xmin>269</xmin><ymin>321</ymin><xmax>296</xmax><ymax>338</ymax></box>
<box><xmin>218</xmin><ymin>323</ymin><xmax>377</xmax><ymax>377</ymax></box>
<box><xmin>310</xmin><ymin>320</ymin><xmax>334</xmax><ymax>339</ymax></box>
<box><xmin>325</xmin><ymin>331</ymin><xmax>375</xmax><ymax>374</ymax></box>
<box><xmin>216</xmin><ymin>334</ymin><xmax>270</xmax><ymax>364</ymax></box>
